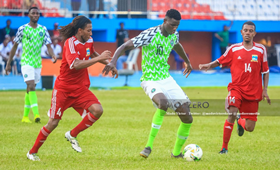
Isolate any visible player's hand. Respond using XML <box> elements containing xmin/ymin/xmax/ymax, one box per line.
<box><xmin>183</xmin><ymin>62</ymin><xmax>192</xmax><ymax>78</ymax></box>
<box><xmin>111</xmin><ymin>67</ymin><xmax>119</xmax><ymax>79</ymax></box>
<box><xmin>52</xmin><ymin>55</ymin><xmax>57</xmax><ymax>63</ymax></box>
<box><xmin>102</xmin><ymin>62</ymin><xmax>116</xmax><ymax>76</ymax></box>
<box><xmin>199</xmin><ymin>63</ymin><xmax>211</xmax><ymax>71</ymax></box>
<box><xmin>5</xmin><ymin>64</ymin><xmax>11</xmax><ymax>75</ymax></box>
<box><xmin>99</xmin><ymin>50</ymin><xmax>112</xmax><ymax>61</ymax></box>
<box><xmin>262</xmin><ymin>89</ymin><xmax>271</xmax><ymax>105</ymax></box>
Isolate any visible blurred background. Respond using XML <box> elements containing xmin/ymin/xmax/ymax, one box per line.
<box><xmin>0</xmin><ymin>0</ymin><xmax>279</xmax><ymax>90</ymax></box>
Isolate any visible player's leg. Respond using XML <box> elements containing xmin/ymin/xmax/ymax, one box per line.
<box><xmin>27</xmin><ymin>89</ymin><xmax>68</xmax><ymax>161</ymax></box>
<box><xmin>21</xmin><ymin>65</ymin><xmax>37</xmax><ymax>123</ymax></box>
<box><xmin>65</xmin><ymin>90</ymin><xmax>101</xmax><ymax>152</ymax></box>
<box><xmin>140</xmin><ymin>81</ymin><xmax>167</xmax><ymax>158</ymax></box>
<box><xmin>237</xmin><ymin>100</ymin><xmax>258</xmax><ymax>135</ymax></box>
<box><xmin>27</xmin><ymin>118</ymin><xmax>60</xmax><ymax>161</ymax></box>
<box><xmin>70</xmin><ymin>104</ymin><xmax>102</xmax><ymax>138</ymax></box>
<box><xmin>220</xmin><ymin>90</ymin><xmax>242</xmax><ymax>154</ymax></box>
<box><xmin>220</xmin><ymin>106</ymin><xmax>238</xmax><ymax>154</ymax></box>
<box><xmin>163</xmin><ymin>77</ymin><xmax>192</xmax><ymax>158</ymax></box>
<box><xmin>172</xmin><ymin>103</ymin><xmax>192</xmax><ymax>158</ymax></box>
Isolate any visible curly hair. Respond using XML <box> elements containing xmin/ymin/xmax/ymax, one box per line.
<box><xmin>166</xmin><ymin>9</ymin><xmax>181</xmax><ymax>20</ymax></box>
<box><xmin>59</xmin><ymin>16</ymin><xmax>92</xmax><ymax>41</ymax></box>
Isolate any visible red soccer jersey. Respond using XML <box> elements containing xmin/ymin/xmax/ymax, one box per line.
<box><xmin>217</xmin><ymin>42</ymin><xmax>269</xmax><ymax>101</ymax></box>
<box><xmin>54</xmin><ymin>36</ymin><xmax>95</xmax><ymax>95</ymax></box>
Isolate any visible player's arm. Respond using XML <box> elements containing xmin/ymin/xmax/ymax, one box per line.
<box><xmin>173</xmin><ymin>43</ymin><xmax>192</xmax><ymax>78</ymax></box>
<box><xmin>73</xmin><ymin>50</ymin><xmax>112</xmax><ymax>70</ymax></box>
<box><xmin>262</xmin><ymin>73</ymin><xmax>271</xmax><ymax>105</ymax></box>
<box><xmin>102</xmin><ymin>40</ymin><xmax>135</xmax><ymax>75</ymax></box>
<box><xmin>5</xmin><ymin>42</ymin><xmax>19</xmax><ymax>75</ymax></box>
<box><xmin>91</xmin><ymin>51</ymin><xmax>109</xmax><ymax>65</ymax></box>
<box><xmin>199</xmin><ymin>60</ymin><xmax>220</xmax><ymax>71</ymax></box>
<box><xmin>46</xmin><ymin>44</ymin><xmax>57</xmax><ymax>63</ymax></box>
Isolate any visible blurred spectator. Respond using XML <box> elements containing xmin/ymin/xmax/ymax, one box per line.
<box><xmin>24</xmin><ymin>0</ymin><xmax>38</xmax><ymax>9</ymax></box>
<box><xmin>0</xmin><ymin>37</ymin><xmax>12</xmax><ymax>71</ymax></box>
<box><xmin>116</xmin><ymin>22</ymin><xmax>129</xmax><ymax>70</ymax></box>
<box><xmin>51</xmin><ymin>38</ymin><xmax>62</xmax><ymax>59</ymax></box>
<box><xmin>8</xmin><ymin>35</ymin><xmax>15</xmax><ymax>49</ymax></box>
<box><xmin>41</xmin><ymin>45</ymin><xmax>50</xmax><ymax>59</ymax></box>
<box><xmin>171</xmin><ymin>50</ymin><xmax>184</xmax><ymax>70</ymax></box>
<box><xmin>14</xmin><ymin>43</ymin><xmax>22</xmax><ymax>74</ymax></box>
<box><xmin>8</xmin><ymin>0</ymin><xmax>23</xmax><ymax>16</ymax></box>
<box><xmin>215</xmin><ymin>21</ymin><xmax>233</xmax><ymax>55</ymax></box>
<box><xmin>259</xmin><ymin>36</ymin><xmax>272</xmax><ymax>48</ymax></box>
<box><xmin>87</xmin><ymin>0</ymin><xmax>105</xmax><ymax>18</ymax></box>
<box><xmin>0</xmin><ymin>19</ymin><xmax>16</xmax><ymax>44</ymax></box>
<box><xmin>71</xmin><ymin>0</ymin><xmax>81</xmax><ymax>17</ymax></box>
<box><xmin>49</xmin><ymin>23</ymin><xmax>60</xmax><ymax>38</ymax></box>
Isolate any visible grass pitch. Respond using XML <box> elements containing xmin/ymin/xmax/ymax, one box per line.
<box><xmin>0</xmin><ymin>87</ymin><xmax>279</xmax><ymax>170</ymax></box>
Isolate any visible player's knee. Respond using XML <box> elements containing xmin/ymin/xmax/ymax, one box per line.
<box><xmin>90</xmin><ymin>105</ymin><xmax>103</xmax><ymax>118</ymax></box>
<box><xmin>158</xmin><ymin>102</ymin><xmax>168</xmax><ymax>111</ymax></box>
<box><xmin>246</xmin><ymin>126</ymin><xmax>255</xmax><ymax>132</ymax></box>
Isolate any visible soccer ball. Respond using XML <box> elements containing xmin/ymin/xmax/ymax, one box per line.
<box><xmin>183</xmin><ymin>144</ymin><xmax>203</xmax><ymax>161</ymax></box>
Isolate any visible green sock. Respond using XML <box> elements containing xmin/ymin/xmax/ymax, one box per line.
<box><xmin>145</xmin><ymin>109</ymin><xmax>166</xmax><ymax>149</ymax></box>
<box><xmin>29</xmin><ymin>91</ymin><xmax>39</xmax><ymax>117</ymax></box>
<box><xmin>172</xmin><ymin>122</ymin><xmax>192</xmax><ymax>156</ymax></box>
<box><xmin>23</xmin><ymin>93</ymin><xmax>31</xmax><ymax>117</ymax></box>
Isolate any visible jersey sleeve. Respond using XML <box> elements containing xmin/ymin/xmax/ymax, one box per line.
<box><xmin>216</xmin><ymin>45</ymin><xmax>233</xmax><ymax>67</ymax></box>
<box><xmin>64</xmin><ymin>38</ymin><xmax>79</xmax><ymax>69</ymax></box>
<box><xmin>13</xmin><ymin>25</ymin><xmax>25</xmax><ymax>44</ymax></box>
<box><xmin>131</xmin><ymin>27</ymin><xmax>156</xmax><ymax>48</ymax></box>
<box><xmin>43</xmin><ymin>26</ymin><xmax>52</xmax><ymax>45</ymax></box>
<box><xmin>261</xmin><ymin>46</ymin><xmax>269</xmax><ymax>74</ymax></box>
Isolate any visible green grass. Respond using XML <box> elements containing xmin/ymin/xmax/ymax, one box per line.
<box><xmin>0</xmin><ymin>87</ymin><xmax>279</xmax><ymax>169</ymax></box>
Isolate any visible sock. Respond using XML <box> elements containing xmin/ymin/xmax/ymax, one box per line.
<box><xmin>70</xmin><ymin>113</ymin><xmax>98</xmax><ymax>137</ymax></box>
<box><xmin>222</xmin><ymin>119</ymin><xmax>234</xmax><ymax>150</ymax></box>
<box><xmin>29</xmin><ymin>126</ymin><xmax>51</xmax><ymax>154</ymax></box>
<box><xmin>172</xmin><ymin>122</ymin><xmax>192</xmax><ymax>156</ymax></box>
<box><xmin>238</xmin><ymin>118</ymin><xmax>247</xmax><ymax>131</ymax></box>
<box><xmin>23</xmin><ymin>93</ymin><xmax>31</xmax><ymax>117</ymax></box>
<box><xmin>29</xmin><ymin>91</ymin><xmax>39</xmax><ymax>117</ymax></box>
<box><xmin>145</xmin><ymin>109</ymin><xmax>166</xmax><ymax>149</ymax></box>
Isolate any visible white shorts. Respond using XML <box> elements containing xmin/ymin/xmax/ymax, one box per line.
<box><xmin>21</xmin><ymin>65</ymin><xmax>41</xmax><ymax>84</ymax></box>
<box><xmin>140</xmin><ymin>76</ymin><xmax>190</xmax><ymax>111</ymax></box>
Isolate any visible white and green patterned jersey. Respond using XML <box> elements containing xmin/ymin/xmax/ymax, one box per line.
<box><xmin>14</xmin><ymin>24</ymin><xmax>51</xmax><ymax>68</ymax></box>
<box><xmin>131</xmin><ymin>25</ymin><xmax>179</xmax><ymax>81</ymax></box>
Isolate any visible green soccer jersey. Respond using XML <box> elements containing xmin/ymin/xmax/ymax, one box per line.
<box><xmin>14</xmin><ymin>24</ymin><xmax>51</xmax><ymax>68</ymax></box>
<box><xmin>131</xmin><ymin>26</ymin><xmax>179</xmax><ymax>81</ymax></box>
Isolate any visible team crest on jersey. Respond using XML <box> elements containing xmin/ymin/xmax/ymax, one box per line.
<box><xmin>39</xmin><ymin>31</ymin><xmax>43</xmax><ymax>37</ymax></box>
<box><xmin>170</xmin><ymin>40</ymin><xmax>174</xmax><ymax>46</ymax></box>
<box><xmin>151</xmin><ymin>88</ymin><xmax>156</xmax><ymax>93</ymax></box>
<box><xmin>86</xmin><ymin>48</ymin><xmax>90</xmax><ymax>56</ymax></box>
<box><xmin>251</xmin><ymin>55</ymin><xmax>258</xmax><ymax>62</ymax></box>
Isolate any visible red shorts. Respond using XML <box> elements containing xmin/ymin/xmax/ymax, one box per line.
<box><xmin>48</xmin><ymin>88</ymin><xmax>100</xmax><ymax>119</ymax></box>
<box><xmin>225</xmin><ymin>90</ymin><xmax>259</xmax><ymax>121</ymax></box>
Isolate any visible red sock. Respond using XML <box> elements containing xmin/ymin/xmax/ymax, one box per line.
<box><xmin>222</xmin><ymin>119</ymin><xmax>234</xmax><ymax>150</ymax></box>
<box><xmin>30</xmin><ymin>126</ymin><xmax>51</xmax><ymax>154</ymax></box>
<box><xmin>238</xmin><ymin>118</ymin><xmax>247</xmax><ymax>131</ymax></box>
<box><xmin>70</xmin><ymin>113</ymin><xmax>98</xmax><ymax>137</ymax></box>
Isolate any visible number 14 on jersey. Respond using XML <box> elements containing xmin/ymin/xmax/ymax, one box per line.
<box><xmin>245</xmin><ymin>63</ymin><xmax>252</xmax><ymax>73</ymax></box>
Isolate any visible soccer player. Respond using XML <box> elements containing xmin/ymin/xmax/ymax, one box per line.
<box><xmin>103</xmin><ymin>9</ymin><xmax>193</xmax><ymax>158</ymax></box>
<box><xmin>26</xmin><ymin>15</ymin><xmax>118</xmax><ymax>161</ymax></box>
<box><xmin>5</xmin><ymin>7</ymin><xmax>57</xmax><ymax>123</ymax></box>
<box><xmin>199</xmin><ymin>21</ymin><xmax>271</xmax><ymax>154</ymax></box>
